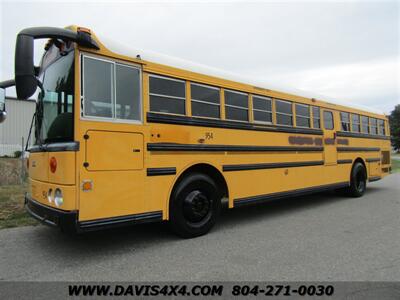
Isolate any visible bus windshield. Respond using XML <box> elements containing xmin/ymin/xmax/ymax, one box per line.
<box><xmin>35</xmin><ymin>45</ymin><xmax>74</xmax><ymax>144</ymax></box>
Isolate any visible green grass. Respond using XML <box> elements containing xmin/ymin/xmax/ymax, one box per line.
<box><xmin>391</xmin><ymin>159</ymin><xmax>400</xmax><ymax>173</ymax></box>
<box><xmin>0</xmin><ymin>184</ymin><xmax>38</xmax><ymax>229</ymax></box>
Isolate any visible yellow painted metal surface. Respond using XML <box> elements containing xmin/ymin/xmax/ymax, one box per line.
<box><xmin>48</xmin><ymin>152</ymin><xmax>76</xmax><ymax>185</ymax></box>
<box><xmin>368</xmin><ymin>162</ymin><xmax>381</xmax><ymax>177</ymax></box>
<box><xmin>28</xmin><ymin>152</ymin><xmax>48</xmax><ymax>182</ymax></box>
<box><xmin>77</xmin><ymin>120</ymin><xmax>147</xmax><ymax>220</ymax></box>
<box><xmin>78</xmin><ymin>169</ymin><xmax>145</xmax><ymax>221</ymax></box>
<box><xmin>28</xmin><ymin>178</ymin><xmax>76</xmax><ymax>211</ymax></box>
<box><xmin>85</xmin><ymin>130</ymin><xmax>143</xmax><ymax>171</ymax></box>
<box><xmin>29</xmin><ymin>152</ymin><xmax>75</xmax><ymax>185</ymax></box>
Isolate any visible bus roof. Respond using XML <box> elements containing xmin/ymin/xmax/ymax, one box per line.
<box><xmin>99</xmin><ymin>35</ymin><xmax>385</xmax><ymax>116</ymax></box>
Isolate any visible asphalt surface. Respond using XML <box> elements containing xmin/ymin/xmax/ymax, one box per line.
<box><xmin>0</xmin><ymin>173</ymin><xmax>399</xmax><ymax>281</ymax></box>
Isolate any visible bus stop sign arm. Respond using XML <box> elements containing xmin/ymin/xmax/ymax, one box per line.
<box><xmin>15</xmin><ymin>26</ymin><xmax>100</xmax><ymax>100</ymax></box>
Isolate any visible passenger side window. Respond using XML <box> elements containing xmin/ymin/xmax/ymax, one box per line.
<box><xmin>312</xmin><ymin>106</ymin><xmax>321</xmax><ymax>128</ymax></box>
<box><xmin>83</xmin><ymin>57</ymin><xmax>114</xmax><ymax>118</ymax></box>
<box><xmin>378</xmin><ymin>119</ymin><xmax>385</xmax><ymax>135</ymax></box>
<box><xmin>323</xmin><ymin>111</ymin><xmax>334</xmax><ymax>130</ymax></box>
<box><xmin>149</xmin><ymin>75</ymin><xmax>185</xmax><ymax>115</ymax></box>
<box><xmin>83</xmin><ymin>56</ymin><xmax>142</xmax><ymax>121</ymax></box>
<box><xmin>115</xmin><ymin>64</ymin><xmax>141</xmax><ymax>121</ymax></box>
<box><xmin>351</xmin><ymin>114</ymin><xmax>360</xmax><ymax>132</ymax></box>
<box><xmin>361</xmin><ymin>116</ymin><xmax>369</xmax><ymax>133</ymax></box>
<box><xmin>252</xmin><ymin>95</ymin><xmax>272</xmax><ymax>123</ymax></box>
<box><xmin>191</xmin><ymin>83</ymin><xmax>220</xmax><ymax>118</ymax></box>
<box><xmin>276</xmin><ymin>100</ymin><xmax>293</xmax><ymax>126</ymax></box>
<box><xmin>295</xmin><ymin>104</ymin><xmax>310</xmax><ymax>128</ymax></box>
<box><xmin>370</xmin><ymin>118</ymin><xmax>378</xmax><ymax>135</ymax></box>
<box><xmin>340</xmin><ymin>112</ymin><xmax>350</xmax><ymax>131</ymax></box>
<box><xmin>225</xmin><ymin>90</ymin><xmax>249</xmax><ymax>121</ymax></box>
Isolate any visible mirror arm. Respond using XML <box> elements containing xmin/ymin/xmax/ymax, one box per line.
<box><xmin>15</xmin><ymin>27</ymin><xmax>99</xmax><ymax>100</ymax></box>
<box><xmin>0</xmin><ymin>81</ymin><xmax>9</xmax><ymax>123</ymax></box>
<box><xmin>0</xmin><ymin>79</ymin><xmax>16</xmax><ymax>89</ymax></box>
<box><xmin>34</xmin><ymin>66</ymin><xmax>40</xmax><ymax>77</ymax></box>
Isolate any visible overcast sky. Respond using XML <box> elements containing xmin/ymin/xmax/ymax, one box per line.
<box><xmin>1</xmin><ymin>0</ymin><xmax>399</xmax><ymax>113</ymax></box>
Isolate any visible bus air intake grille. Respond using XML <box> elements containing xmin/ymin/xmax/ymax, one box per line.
<box><xmin>381</xmin><ymin>151</ymin><xmax>390</xmax><ymax>165</ymax></box>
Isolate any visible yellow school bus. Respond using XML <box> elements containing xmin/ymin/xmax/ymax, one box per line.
<box><xmin>0</xmin><ymin>26</ymin><xmax>391</xmax><ymax>237</ymax></box>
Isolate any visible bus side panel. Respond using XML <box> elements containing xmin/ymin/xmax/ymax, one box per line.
<box><xmin>77</xmin><ymin>122</ymin><xmax>148</xmax><ymax>222</ymax></box>
<box><xmin>78</xmin><ymin>169</ymin><xmax>146</xmax><ymax>221</ymax></box>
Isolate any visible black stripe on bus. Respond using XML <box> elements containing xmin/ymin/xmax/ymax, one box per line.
<box><xmin>147</xmin><ymin>143</ymin><xmax>323</xmax><ymax>152</ymax></box>
<box><xmin>366</xmin><ymin>158</ymin><xmax>381</xmax><ymax>163</ymax></box>
<box><xmin>147</xmin><ymin>167</ymin><xmax>177</xmax><ymax>176</ymax></box>
<box><xmin>368</xmin><ymin>176</ymin><xmax>381</xmax><ymax>182</ymax></box>
<box><xmin>336</xmin><ymin>131</ymin><xmax>390</xmax><ymax>140</ymax></box>
<box><xmin>147</xmin><ymin>112</ymin><xmax>323</xmax><ymax>136</ymax></box>
<box><xmin>79</xmin><ymin>211</ymin><xmax>163</xmax><ymax>231</ymax></box>
<box><xmin>223</xmin><ymin>160</ymin><xmax>324</xmax><ymax>172</ymax></box>
<box><xmin>337</xmin><ymin>147</ymin><xmax>380</xmax><ymax>152</ymax></box>
<box><xmin>234</xmin><ymin>182</ymin><xmax>350</xmax><ymax>207</ymax></box>
<box><xmin>337</xmin><ymin>159</ymin><xmax>353</xmax><ymax>164</ymax></box>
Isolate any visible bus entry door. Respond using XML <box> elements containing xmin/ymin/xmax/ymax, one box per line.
<box><xmin>322</xmin><ymin>110</ymin><xmax>337</xmax><ymax>166</ymax></box>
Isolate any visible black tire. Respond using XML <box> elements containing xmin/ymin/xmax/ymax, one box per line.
<box><xmin>169</xmin><ymin>173</ymin><xmax>221</xmax><ymax>238</ymax></box>
<box><xmin>346</xmin><ymin>162</ymin><xmax>367</xmax><ymax>197</ymax></box>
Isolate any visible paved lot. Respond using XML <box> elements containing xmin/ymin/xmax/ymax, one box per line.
<box><xmin>0</xmin><ymin>173</ymin><xmax>399</xmax><ymax>281</ymax></box>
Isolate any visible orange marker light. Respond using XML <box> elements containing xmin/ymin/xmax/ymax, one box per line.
<box><xmin>50</xmin><ymin>157</ymin><xmax>57</xmax><ymax>173</ymax></box>
<box><xmin>77</xmin><ymin>27</ymin><xmax>91</xmax><ymax>35</ymax></box>
<box><xmin>82</xmin><ymin>180</ymin><xmax>93</xmax><ymax>192</ymax></box>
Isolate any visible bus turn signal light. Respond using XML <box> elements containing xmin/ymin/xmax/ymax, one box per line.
<box><xmin>82</xmin><ymin>180</ymin><xmax>93</xmax><ymax>192</ymax></box>
<box><xmin>50</xmin><ymin>157</ymin><xmax>57</xmax><ymax>173</ymax></box>
<box><xmin>77</xmin><ymin>27</ymin><xmax>91</xmax><ymax>35</ymax></box>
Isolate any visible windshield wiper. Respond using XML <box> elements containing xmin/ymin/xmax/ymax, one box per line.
<box><xmin>34</xmin><ymin>94</ymin><xmax>45</xmax><ymax>150</ymax></box>
<box><xmin>25</xmin><ymin>111</ymin><xmax>36</xmax><ymax>151</ymax></box>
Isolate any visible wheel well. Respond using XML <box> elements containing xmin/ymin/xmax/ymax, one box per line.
<box><xmin>173</xmin><ymin>164</ymin><xmax>229</xmax><ymax>199</ymax></box>
<box><xmin>353</xmin><ymin>157</ymin><xmax>367</xmax><ymax>178</ymax></box>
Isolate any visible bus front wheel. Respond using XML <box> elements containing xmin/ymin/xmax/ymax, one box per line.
<box><xmin>346</xmin><ymin>162</ymin><xmax>367</xmax><ymax>197</ymax></box>
<box><xmin>169</xmin><ymin>173</ymin><xmax>221</xmax><ymax>238</ymax></box>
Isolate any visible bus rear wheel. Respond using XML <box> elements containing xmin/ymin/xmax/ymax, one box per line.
<box><xmin>346</xmin><ymin>162</ymin><xmax>367</xmax><ymax>197</ymax></box>
<box><xmin>169</xmin><ymin>173</ymin><xmax>221</xmax><ymax>238</ymax></box>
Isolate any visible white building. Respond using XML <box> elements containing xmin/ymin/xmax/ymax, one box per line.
<box><xmin>0</xmin><ymin>97</ymin><xmax>35</xmax><ymax>156</ymax></box>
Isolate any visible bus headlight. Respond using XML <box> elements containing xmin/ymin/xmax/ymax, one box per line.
<box><xmin>47</xmin><ymin>189</ymin><xmax>53</xmax><ymax>203</ymax></box>
<box><xmin>54</xmin><ymin>188</ymin><xmax>63</xmax><ymax>207</ymax></box>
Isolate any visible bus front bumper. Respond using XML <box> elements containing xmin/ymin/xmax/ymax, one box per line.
<box><xmin>25</xmin><ymin>194</ymin><xmax>78</xmax><ymax>232</ymax></box>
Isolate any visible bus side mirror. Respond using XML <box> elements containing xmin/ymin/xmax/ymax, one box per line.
<box><xmin>14</xmin><ymin>27</ymin><xmax>99</xmax><ymax>100</ymax></box>
<box><xmin>0</xmin><ymin>88</ymin><xmax>6</xmax><ymax>123</ymax></box>
<box><xmin>15</xmin><ymin>33</ymin><xmax>38</xmax><ymax>100</ymax></box>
